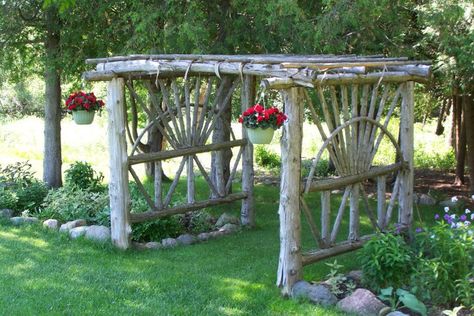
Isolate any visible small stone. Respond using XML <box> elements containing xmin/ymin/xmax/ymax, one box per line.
<box><xmin>291</xmin><ymin>280</ymin><xmax>338</xmax><ymax>306</ymax></box>
<box><xmin>386</xmin><ymin>312</ymin><xmax>409</xmax><ymax>316</ymax></box>
<box><xmin>177</xmin><ymin>233</ymin><xmax>196</xmax><ymax>245</ymax></box>
<box><xmin>215</xmin><ymin>212</ymin><xmax>240</xmax><ymax>227</ymax></box>
<box><xmin>417</xmin><ymin>193</ymin><xmax>436</xmax><ymax>205</ymax></box>
<box><xmin>85</xmin><ymin>225</ymin><xmax>110</xmax><ymax>242</ymax></box>
<box><xmin>210</xmin><ymin>231</ymin><xmax>225</xmax><ymax>238</ymax></box>
<box><xmin>337</xmin><ymin>288</ymin><xmax>387</xmax><ymax>316</ymax></box>
<box><xmin>346</xmin><ymin>270</ymin><xmax>363</xmax><ymax>286</ymax></box>
<box><xmin>218</xmin><ymin>223</ymin><xmax>239</xmax><ymax>234</ymax></box>
<box><xmin>69</xmin><ymin>226</ymin><xmax>89</xmax><ymax>239</ymax></box>
<box><xmin>132</xmin><ymin>242</ymin><xmax>147</xmax><ymax>250</ymax></box>
<box><xmin>43</xmin><ymin>219</ymin><xmax>59</xmax><ymax>230</ymax></box>
<box><xmin>10</xmin><ymin>217</ymin><xmax>25</xmax><ymax>225</ymax></box>
<box><xmin>440</xmin><ymin>199</ymin><xmax>458</xmax><ymax>208</ymax></box>
<box><xmin>161</xmin><ymin>238</ymin><xmax>178</xmax><ymax>248</ymax></box>
<box><xmin>197</xmin><ymin>232</ymin><xmax>210</xmax><ymax>241</ymax></box>
<box><xmin>0</xmin><ymin>209</ymin><xmax>13</xmax><ymax>219</ymax></box>
<box><xmin>10</xmin><ymin>216</ymin><xmax>38</xmax><ymax>225</ymax></box>
<box><xmin>145</xmin><ymin>242</ymin><xmax>162</xmax><ymax>249</ymax></box>
<box><xmin>59</xmin><ymin>219</ymin><xmax>87</xmax><ymax>233</ymax></box>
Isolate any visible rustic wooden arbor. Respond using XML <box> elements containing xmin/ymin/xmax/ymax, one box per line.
<box><xmin>83</xmin><ymin>54</ymin><xmax>430</xmax><ymax>295</ymax></box>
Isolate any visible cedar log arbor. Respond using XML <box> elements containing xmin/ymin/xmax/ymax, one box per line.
<box><xmin>83</xmin><ymin>54</ymin><xmax>431</xmax><ymax>296</ymax></box>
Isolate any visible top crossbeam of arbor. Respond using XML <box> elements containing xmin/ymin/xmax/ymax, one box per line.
<box><xmin>83</xmin><ymin>54</ymin><xmax>431</xmax><ymax>86</ymax></box>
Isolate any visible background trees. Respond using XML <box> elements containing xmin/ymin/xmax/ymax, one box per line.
<box><xmin>0</xmin><ymin>0</ymin><xmax>472</xmax><ymax>190</ymax></box>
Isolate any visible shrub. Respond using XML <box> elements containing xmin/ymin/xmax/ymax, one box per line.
<box><xmin>64</xmin><ymin>161</ymin><xmax>105</xmax><ymax>193</ymax></box>
<box><xmin>15</xmin><ymin>181</ymin><xmax>48</xmax><ymax>212</ymax></box>
<box><xmin>39</xmin><ymin>187</ymin><xmax>109</xmax><ymax>223</ymax></box>
<box><xmin>255</xmin><ymin>146</ymin><xmax>280</xmax><ymax>170</ymax></box>
<box><xmin>410</xmin><ymin>207</ymin><xmax>473</xmax><ymax>306</ymax></box>
<box><xmin>359</xmin><ymin>233</ymin><xmax>415</xmax><ymax>291</ymax></box>
<box><xmin>0</xmin><ymin>187</ymin><xmax>18</xmax><ymax>209</ymax></box>
<box><xmin>132</xmin><ymin>216</ymin><xmax>184</xmax><ymax>242</ymax></box>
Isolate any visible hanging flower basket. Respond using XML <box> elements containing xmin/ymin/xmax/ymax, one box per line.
<box><xmin>72</xmin><ymin>110</ymin><xmax>95</xmax><ymax>125</ymax></box>
<box><xmin>238</xmin><ymin>104</ymin><xmax>287</xmax><ymax>145</ymax></box>
<box><xmin>247</xmin><ymin>127</ymin><xmax>275</xmax><ymax>144</ymax></box>
<box><xmin>65</xmin><ymin>91</ymin><xmax>105</xmax><ymax>125</ymax></box>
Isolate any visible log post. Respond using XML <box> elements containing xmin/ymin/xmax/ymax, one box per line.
<box><xmin>277</xmin><ymin>87</ymin><xmax>303</xmax><ymax>296</ymax></box>
<box><xmin>241</xmin><ymin>75</ymin><xmax>256</xmax><ymax>227</ymax></box>
<box><xmin>399</xmin><ymin>82</ymin><xmax>414</xmax><ymax>227</ymax></box>
<box><xmin>107</xmin><ymin>77</ymin><xmax>131</xmax><ymax>249</ymax></box>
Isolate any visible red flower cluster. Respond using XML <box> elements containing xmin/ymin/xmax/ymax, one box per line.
<box><xmin>65</xmin><ymin>91</ymin><xmax>105</xmax><ymax>112</ymax></box>
<box><xmin>239</xmin><ymin>103</ymin><xmax>287</xmax><ymax>130</ymax></box>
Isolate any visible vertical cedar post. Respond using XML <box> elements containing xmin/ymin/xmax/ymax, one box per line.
<box><xmin>107</xmin><ymin>77</ymin><xmax>131</xmax><ymax>249</ymax></box>
<box><xmin>241</xmin><ymin>75</ymin><xmax>256</xmax><ymax>227</ymax></box>
<box><xmin>399</xmin><ymin>81</ymin><xmax>414</xmax><ymax>227</ymax></box>
<box><xmin>277</xmin><ymin>87</ymin><xmax>303</xmax><ymax>296</ymax></box>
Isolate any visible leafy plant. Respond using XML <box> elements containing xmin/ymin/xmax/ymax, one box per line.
<box><xmin>442</xmin><ymin>306</ymin><xmax>466</xmax><ymax>316</ymax></box>
<box><xmin>325</xmin><ymin>260</ymin><xmax>355</xmax><ymax>299</ymax></box>
<box><xmin>359</xmin><ymin>233</ymin><xmax>414</xmax><ymax>291</ymax></box>
<box><xmin>15</xmin><ymin>180</ymin><xmax>48</xmax><ymax>212</ymax></box>
<box><xmin>39</xmin><ymin>187</ymin><xmax>109</xmax><ymax>222</ymax></box>
<box><xmin>0</xmin><ymin>187</ymin><xmax>18</xmax><ymax>209</ymax></box>
<box><xmin>378</xmin><ymin>287</ymin><xmax>427</xmax><ymax>316</ymax></box>
<box><xmin>64</xmin><ymin>161</ymin><xmax>105</xmax><ymax>193</ymax></box>
<box><xmin>131</xmin><ymin>216</ymin><xmax>184</xmax><ymax>242</ymax></box>
<box><xmin>255</xmin><ymin>146</ymin><xmax>280</xmax><ymax>170</ymax></box>
<box><xmin>0</xmin><ymin>161</ymin><xmax>36</xmax><ymax>187</ymax></box>
<box><xmin>239</xmin><ymin>104</ymin><xmax>287</xmax><ymax>130</ymax></box>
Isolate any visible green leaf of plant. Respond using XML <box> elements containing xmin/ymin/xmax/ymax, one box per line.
<box><xmin>397</xmin><ymin>290</ymin><xmax>427</xmax><ymax>316</ymax></box>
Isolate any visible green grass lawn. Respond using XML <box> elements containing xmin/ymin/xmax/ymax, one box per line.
<box><xmin>0</xmin><ymin>181</ymin><xmax>437</xmax><ymax>316</ymax></box>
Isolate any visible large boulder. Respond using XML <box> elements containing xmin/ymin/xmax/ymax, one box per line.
<box><xmin>69</xmin><ymin>226</ymin><xmax>89</xmax><ymax>239</ymax></box>
<box><xmin>59</xmin><ymin>219</ymin><xmax>87</xmax><ymax>233</ymax></box>
<box><xmin>0</xmin><ymin>209</ymin><xmax>13</xmax><ymax>219</ymax></box>
<box><xmin>337</xmin><ymin>288</ymin><xmax>387</xmax><ymax>316</ymax></box>
<box><xmin>417</xmin><ymin>193</ymin><xmax>436</xmax><ymax>205</ymax></box>
<box><xmin>176</xmin><ymin>234</ymin><xmax>196</xmax><ymax>245</ymax></box>
<box><xmin>197</xmin><ymin>232</ymin><xmax>211</xmax><ymax>241</ymax></box>
<box><xmin>291</xmin><ymin>280</ymin><xmax>338</xmax><ymax>306</ymax></box>
<box><xmin>215</xmin><ymin>213</ymin><xmax>240</xmax><ymax>228</ymax></box>
<box><xmin>85</xmin><ymin>225</ymin><xmax>110</xmax><ymax>242</ymax></box>
<box><xmin>43</xmin><ymin>219</ymin><xmax>59</xmax><ymax>230</ymax></box>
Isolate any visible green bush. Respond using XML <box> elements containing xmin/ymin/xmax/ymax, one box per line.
<box><xmin>0</xmin><ymin>161</ymin><xmax>48</xmax><ymax>213</ymax></box>
<box><xmin>39</xmin><ymin>187</ymin><xmax>109</xmax><ymax>223</ymax></box>
<box><xmin>359</xmin><ymin>233</ymin><xmax>415</xmax><ymax>292</ymax></box>
<box><xmin>0</xmin><ymin>187</ymin><xmax>18</xmax><ymax>209</ymax></box>
<box><xmin>65</xmin><ymin>161</ymin><xmax>105</xmax><ymax>193</ymax></box>
<box><xmin>302</xmin><ymin>158</ymin><xmax>334</xmax><ymax>178</ymax></box>
<box><xmin>414</xmin><ymin>148</ymin><xmax>455</xmax><ymax>171</ymax></box>
<box><xmin>132</xmin><ymin>216</ymin><xmax>184</xmax><ymax>242</ymax></box>
<box><xmin>255</xmin><ymin>146</ymin><xmax>280</xmax><ymax>170</ymax></box>
<box><xmin>411</xmin><ymin>220</ymin><xmax>473</xmax><ymax>305</ymax></box>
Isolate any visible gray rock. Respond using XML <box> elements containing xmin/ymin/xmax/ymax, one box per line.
<box><xmin>412</xmin><ymin>193</ymin><xmax>420</xmax><ymax>204</ymax></box>
<box><xmin>132</xmin><ymin>242</ymin><xmax>147</xmax><ymax>250</ymax></box>
<box><xmin>210</xmin><ymin>231</ymin><xmax>225</xmax><ymax>238</ymax></box>
<box><xmin>10</xmin><ymin>216</ymin><xmax>38</xmax><ymax>225</ymax></box>
<box><xmin>347</xmin><ymin>270</ymin><xmax>363</xmax><ymax>285</ymax></box>
<box><xmin>215</xmin><ymin>212</ymin><xmax>240</xmax><ymax>228</ymax></box>
<box><xmin>69</xmin><ymin>226</ymin><xmax>89</xmax><ymax>239</ymax></box>
<box><xmin>145</xmin><ymin>242</ymin><xmax>162</xmax><ymax>249</ymax></box>
<box><xmin>337</xmin><ymin>288</ymin><xmax>387</xmax><ymax>316</ymax></box>
<box><xmin>59</xmin><ymin>219</ymin><xmax>87</xmax><ymax>233</ymax></box>
<box><xmin>386</xmin><ymin>312</ymin><xmax>409</xmax><ymax>316</ymax></box>
<box><xmin>291</xmin><ymin>280</ymin><xmax>338</xmax><ymax>306</ymax></box>
<box><xmin>43</xmin><ymin>219</ymin><xmax>59</xmax><ymax>230</ymax></box>
<box><xmin>418</xmin><ymin>193</ymin><xmax>436</xmax><ymax>205</ymax></box>
<box><xmin>161</xmin><ymin>238</ymin><xmax>178</xmax><ymax>248</ymax></box>
<box><xmin>440</xmin><ymin>199</ymin><xmax>459</xmax><ymax>208</ymax></box>
<box><xmin>0</xmin><ymin>209</ymin><xmax>13</xmax><ymax>219</ymax></box>
<box><xmin>197</xmin><ymin>232</ymin><xmax>210</xmax><ymax>241</ymax></box>
<box><xmin>176</xmin><ymin>233</ymin><xmax>196</xmax><ymax>245</ymax></box>
<box><xmin>85</xmin><ymin>225</ymin><xmax>110</xmax><ymax>242</ymax></box>
<box><xmin>218</xmin><ymin>223</ymin><xmax>239</xmax><ymax>234</ymax></box>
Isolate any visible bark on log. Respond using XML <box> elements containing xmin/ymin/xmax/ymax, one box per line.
<box><xmin>277</xmin><ymin>87</ymin><xmax>303</xmax><ymax>296</ymax></box>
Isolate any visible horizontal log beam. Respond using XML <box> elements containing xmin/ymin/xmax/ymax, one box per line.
<box><xmin>305</xmin><ymin>162</ymin><xmax>406</xmax><ymax>193</ymax></box>
<box><xmin>282</xmin><ymin>60</ymin><xmax>431</xmax><ymax>69</ymax></box>
<box><xmin>128</xmin><ymin>139</ymin><xmax>247</xmax><ymax>165</ymax></box>
<box><xmin>85</xmin><ymin>54</ymin><xmax>407</xmax><ymax>65</ymax></box>
<box><xmin>129</xmin><ymin>192</ymin><xmax>248</xmax><ymax>223</ymax></box>
<box><xmin>312</xmin><ymin>72</ymin><xmax>429</xmax><ymax>85</ymax></box>
<box><xmin>302</xmin><ymin>235</ymin><xmax>374</xmax><ymax>266</ymax></box>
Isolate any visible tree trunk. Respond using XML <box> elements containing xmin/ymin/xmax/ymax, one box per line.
<box><xmin>211</xmin><ymin>76</ymin><xmax>233</xmax><ymax>197</ymax></box>
<box><xmin>454</xmin><ymin>93</ymin><xmax>466</xmax><ymax>185</ymax></box>
<box><xmin>463</xmin><ymin>90</ymin><xmax>474</xmax><ymax>193</ymax></box>
<box><xmin>43</xmin><ymin>5</ymin><xmax>62</xmax><ymax>188</ymax></box>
